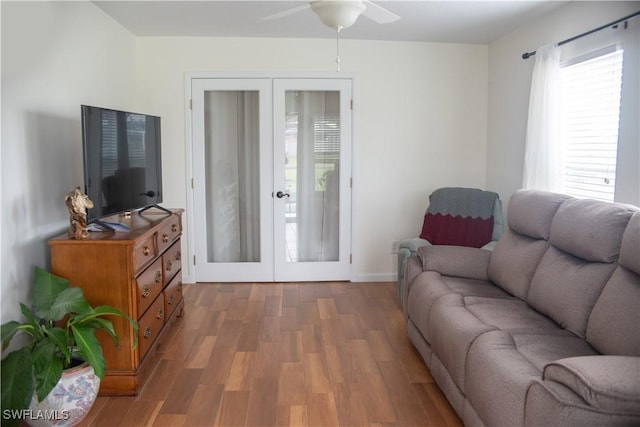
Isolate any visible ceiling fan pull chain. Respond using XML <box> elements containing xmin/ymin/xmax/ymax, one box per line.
<box><xmin>335</xmin><ymin>27</ymin><xmax>342</xmax><ymax>72</ymax></box>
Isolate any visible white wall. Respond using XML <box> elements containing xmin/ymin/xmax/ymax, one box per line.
<box><xmin>487</xmin><ymin>1</ymin><xmax>640</xmax><ymax>210</ymax></box>
<box><xmin>135</xmin><ymin>37</ymin><xmax>489</xmax><ymax>281</ymax></box>
<box><xmin>1</xmin><ymin>2</ymin><xmax>137</xmax><ymax>326</ymax></box>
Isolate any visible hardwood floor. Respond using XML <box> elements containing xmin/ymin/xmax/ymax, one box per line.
<box><xmin>79</xmin><ymin>282</ymin><xmax>462</xmax><ymax>427</ymax></box>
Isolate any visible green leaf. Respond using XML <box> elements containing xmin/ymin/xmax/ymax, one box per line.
<box><xmin>2</xmin><ymin>304</ymin><xmax>44</xmax><ymax>350</ymax></box>
<box><xmin>92</xmin><ymin>305</ymin><xmax>131</xmax><ymax>318</ymax></box>
<box><xmin>32</xmin><ymin>340</ymin><xmax>63</xmax><ymax>402</ymax></box>
<box><xmin>46</xmin><ymin>327</ymin><xmax>71</xmax><ymax>365</ymax></box>
<box><xmin>70</xmin><ymin>324</ymin><xmax>105</xmax><ymax>379</ymax></box>
<box><xmin>18</xmin><ymin>303</ymin><xmax>44</xmax><ymax>339</ymax></box>
<box><xmin>76</xmin><ymin>305</ymin><xmax>139</xmax><ymax>349</ymax></box>
<box><xmin>1</xmin><ymin>347</ymin><xmax>34</xmax><ymax>427</ymax></box>
<box><xmin>80</xmin><ymin>317</ymin><xmax>119</xmax><ymax>345</ymax></box>
<box><xmin>19</xmin><ymin>302</ymin><xmax>38</xmax><ymax>324</ymax></box>
<box><xmin>41</xmin><ymin>287</ymin><xmax>91</xmax><ymax>321</ymax></box>
<box><xmin>32</xmin><ymin>267</ymin><xmax>70</xmax><ymax>316</ymax></box>
<box><xmin>96</xmin><ymin>305</ymin><xmax>139</xmax><ymax>349</ymax></box>
<box><xmin>1</xmin><ymin>321</ymin><xmax>21</xmax><ymax>350</ymax></box>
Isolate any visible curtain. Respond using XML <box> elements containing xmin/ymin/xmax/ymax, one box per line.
<box><xmin>289</xmin><ymin>91</ymin><xmax>340</xmax><ymax>262</ymax></box>
<box><xmin>204</xmin><ymin>91</ymin><xmax>260</xmax><ymax>263</ymax></box>
<box><xmin>523</xmin><ymin>43</ymin><xmax>564</xmax><ymax>192</ymax></box>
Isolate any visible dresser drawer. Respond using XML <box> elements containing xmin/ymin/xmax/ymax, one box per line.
<box><xmin>137</xmin><ymin>296</ymin><xmax>165</xmax><ymax>358</ymax></box>
<box><xmin>136</xmin><ymin>258</ymin><xmax>163</xmax><ymax>317</ymax></box>
<box><xmin>163</xmin><ymin>240</ymin><xmax>182</xmax><ymax>285</ymax></box>
<box><xmin>164</xmin><ymin>274</ymin><xmax>183</xmax><ymax>321</ymax></box>
<box><xmin>157</xmin><ymin>215</ymin><xmax>181</xmax><ymax>254</ymax></box>
<box><xmin>133</xmin><ymin>235</ymin><xmax>157</xmax><ymax>273</ymax></box>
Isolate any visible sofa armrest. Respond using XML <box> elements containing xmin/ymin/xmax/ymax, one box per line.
<box><xmin>543</xmin><ymin>356</ymin><xmax>640</xmax><ymax>414</ymax></box>
<box><xmin>397</xmin><ymin>238</ymin><xmax>432</xmax><ymax>303</ymax></box>
<box><xmin>399</xmin><ymin>237</ymin><xmax>431</xmax><ymax>254</ymax></box>
<box><xmin>481</xmin><ymin>240</ymin><xmax>498</xmax><ymax>251</ymax></box>
<box><xmin>417</xmin><ymin>245</ymin><xmax>491</xmax><ymax>281</ymax></box>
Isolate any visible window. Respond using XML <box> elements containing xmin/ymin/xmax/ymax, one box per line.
<box><xmin>559</xmin><ymin>47</ymin><xmax>624</xmax><ymax>202</ymax></box>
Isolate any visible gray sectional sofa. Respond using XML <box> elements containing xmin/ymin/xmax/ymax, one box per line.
<box><xmin>402</xmin><ymin>189</ymin><xmax>640</xmax><ymax>426</ymax></box>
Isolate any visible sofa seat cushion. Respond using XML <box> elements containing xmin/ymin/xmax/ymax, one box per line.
<box><xmin>465</xmin><ymin>296</ymin><xmax>564</xmax><ymax>335</ymax></box>
<box><xmin>441</xmin><ymin>276</ymin><xmax>514</xmax><ymax>299</ymax></box>
<box><xmin>406</xmin><ymin>271</ymin><xmax>515</xmax><ymax>345</ymax></box>
<box><xmin>466</xmin><ymin>330</ymin><xmax>599</xmax><ymax>427</ymax></box>
<box><xmin>466</xmin><ymin>330</ymin><xmax>543</xmax><ymax>427</ymax></box>
<box><xmin>544</xmin><ymin>356</ymin><xmax>640</xmax><ymax>414</ymax></box>
<box><xmin>427</xmin><ymin>293</ymin><xmax>498</xmax><ymax>394</ymax></box>
<box><xmin>464</xmin><ymin>296</ymin><xmax>599</xmax><ymax>369</ymax></box>
<box><xmin>511</xmin><ymin>333</ymin><xmax>598</xmax><ymax>372</ymax></box>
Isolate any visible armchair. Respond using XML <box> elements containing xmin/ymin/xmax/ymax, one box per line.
<box><xmin>397</xmin><ymin>187</ymin><xmax>504</xmax><ymax>302</ymax></box>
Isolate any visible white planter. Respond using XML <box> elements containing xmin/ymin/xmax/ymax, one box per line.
<box><xmin>27</xmin><ymin>361</ymin><xmax>100</xmax><ymax>427</ymax></box>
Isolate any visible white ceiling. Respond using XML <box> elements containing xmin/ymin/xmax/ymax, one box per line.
<box><xmin>93</xmin><ymin>0</ymin><xmax>567</xmax><ymax>44</ymax></box>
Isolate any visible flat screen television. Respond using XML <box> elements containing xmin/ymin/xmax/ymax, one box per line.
<box><xmin>81</xmin><ymin>105</ymin><xmax>166</xmax><ymax>225</ymax></box>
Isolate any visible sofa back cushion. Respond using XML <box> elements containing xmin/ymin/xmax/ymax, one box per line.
<box><xmin>527</xmin><ymin>248</ymin><xmax>616</xmax><ymax>338</ymax></box>
<box><xmin>527</xmin><ymin>199</ymin><xmax>635</xmax><ymax>339</ymax></box>
<box><xmin>488</xmin><ymin>230</ymin><xmax>548</xmax><ymax>299</ymax></box>
<box><xmin>587</xmin><ymin>213</ymin><xmax>640</xmax><ymax>355</ymax></box>
<box><xmin>488</xmin><ymin>189</ymin><xmax>569</xmax><ymax>299</ymax></box>
<box><xmin>549</xmin><ymin>198</ymin><xmax>636</xmax><ymax>262</ymax></box>
<box><xmin>619</xmin><ymin>212</ymin><xmax>640</xmax><ymax>276</ymax></box>
<box><xmin>505</xmin><ymin>189</ymin><xmax>571</xmax><ymax>239</ymax></box>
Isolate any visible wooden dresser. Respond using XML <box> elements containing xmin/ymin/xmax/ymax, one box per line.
<box><xmin>49</xmin><ymin>209</ymin><xmax>185</xmax><ymax>395</ymax></box>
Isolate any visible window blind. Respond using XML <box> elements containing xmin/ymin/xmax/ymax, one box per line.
<box><xmin>559</xmin><ymin>48</ymin><xmax>624</xmax><ymax>202</ymax></box>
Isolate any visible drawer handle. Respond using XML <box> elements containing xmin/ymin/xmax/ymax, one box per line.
<box><xmin>143</xmin><ymin>327</ymin><xmax>152</xmax><ymax>338</ymax></box>
<box><xmin>142</xmin><ymin>287</ymin><xmax>150</xmax><ymax>298</ymax></box>
<box><xmin>168</xmin><ymin>295</ymin><xmax>174</xmax><ymax>305</ymax></box>
<box><xmin>176</xmin><ymin>251</ymin><xmax>182</xmax><ymax>261</ymax></box>
<box><xmin>162</xmin><ymin>234</ymin><xmax>169</xmax><ymax>243</ymax></box>
<box><xmin>155</xmin><ymin>271</ymin><xmax>162</xmax><ymax>283</ymax></box>
<box><xmin>166</xmin><ymin>260</ymin><xmax>173</xmax><ymax>272</ymax></box>
<box><xmin>142</xmin><ymin>246</ymin><xmax>150</xmax><ymax>256</ymax></box>
<box><xmin>157</xmin><ymin>308</ymin><xmax>164</xmax><ymax>320</ymax></box>
<box><xmin>171</xmin><ymin>224</ymin><xmax>178</xmax><ymax>233</ymax></box>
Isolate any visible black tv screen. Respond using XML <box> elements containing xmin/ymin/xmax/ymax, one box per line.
<box><xmin>81</xmin><ymin>105</ymin><xmax>163</xmax><ymax>220</ymax></box>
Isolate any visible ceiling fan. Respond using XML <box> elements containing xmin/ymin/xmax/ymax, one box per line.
<box><xmin>263</xmin><ymin>0</ymin><xmax>401</xmax><ymax>31</ymax></box>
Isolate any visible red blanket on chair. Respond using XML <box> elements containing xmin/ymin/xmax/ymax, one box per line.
<box><xmin>419</xmin><ymin>187</ymin><xmax>498</xmax><ymax>248</ymax></box>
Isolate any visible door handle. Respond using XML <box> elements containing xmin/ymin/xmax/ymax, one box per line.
<box><xmin>276</xmin><ymin>191</ymin><xmax>290</xmax><ymax>199</ymax></box>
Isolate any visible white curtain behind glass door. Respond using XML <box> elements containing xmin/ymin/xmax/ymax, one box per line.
<box><xmin>285</xmin><ymin>91</ymin><xmax>340</xmax><ymax>262</ymax></box>
<box><xmin>204</xmin><ymin>91</ymin><xmax>261</xmax><ymax>262</ymax></box>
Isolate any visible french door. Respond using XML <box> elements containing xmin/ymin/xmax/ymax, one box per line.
<box><xmin>191</xmin><ymin>77</ymin><xmax>352</xmax><ymax>282</ymax></box>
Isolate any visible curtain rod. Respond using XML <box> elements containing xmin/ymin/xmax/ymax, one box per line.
<box><xmin>521</xmin><ymin>10</ymin><xmax>640</xmax><ymax>59</ymax></box>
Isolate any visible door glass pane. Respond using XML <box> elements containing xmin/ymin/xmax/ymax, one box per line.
<box><xmin>204</xmin><ymin>91</ymin><xmax>260</xmax><ymax>262</ymax></box>
<box><xmin>284</xmin><ymin>91</ymin><xmax>340</xmax><ymax>262</ymax></box>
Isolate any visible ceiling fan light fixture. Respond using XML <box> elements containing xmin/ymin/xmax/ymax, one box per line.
<box><xmin>310</xmin><ymin>1</ymin><xmax>366</xmax><ymax>30</ymax></box>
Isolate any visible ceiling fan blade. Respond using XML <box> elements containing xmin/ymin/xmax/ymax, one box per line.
<box><xmin>262</xmin><ymin>4</ymin><xmax>311</xmax><ymax>21</ymax></box>
<box><xmin>362</xmin><ymin>0</ymin><xmax>400</xmax><ymax>24</ymax></box>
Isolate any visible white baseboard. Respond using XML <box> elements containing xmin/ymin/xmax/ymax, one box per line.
<box><xmin>182</xmin><ymin>272</ymin><xmax>396</xmax><ymax>284</ymax></box>
<box><xmin>352</xmin><ymin>272</ymin><xmax>396</xmax><ymax>282</ymax></box>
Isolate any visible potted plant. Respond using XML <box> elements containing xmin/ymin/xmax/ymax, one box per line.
<box><xmin>1</xmin><ymin>267</ymin><xmax>138</xmax><ymax>427</ymax></box>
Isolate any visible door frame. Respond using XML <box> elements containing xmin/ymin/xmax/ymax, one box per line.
<box><xmin>183</xmin><ymin>72</ymin><xmax>358</xmax><ymax>284</ymax></box>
